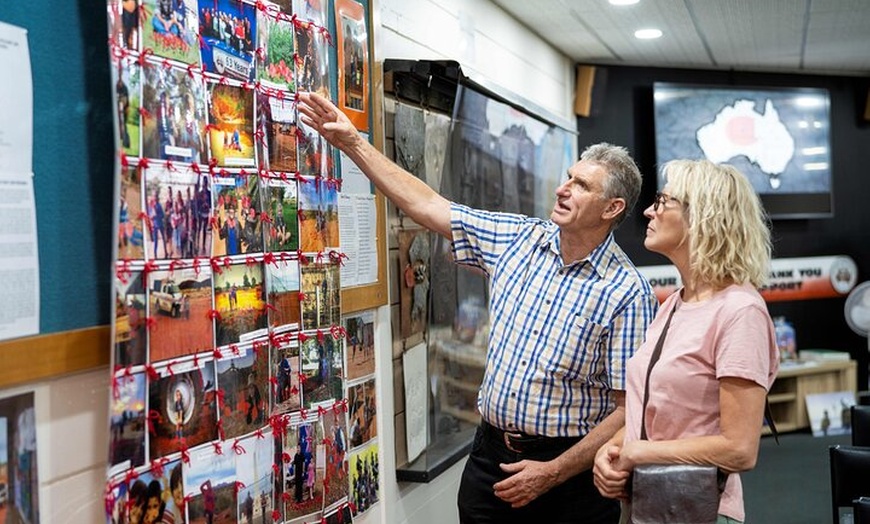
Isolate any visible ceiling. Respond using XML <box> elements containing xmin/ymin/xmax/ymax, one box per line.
<box><xmin>489</xmin><ymin>0</ymin><xmax>870</xmax><ymax>76</ymax></box>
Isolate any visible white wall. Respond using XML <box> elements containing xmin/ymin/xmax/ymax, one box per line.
<box><xmin>19</xmin><ymin>1</ymin><xmax>574</xmax><ymax>522</ymax></box>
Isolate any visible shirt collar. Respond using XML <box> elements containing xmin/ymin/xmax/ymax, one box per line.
<box><xmin>539</xmin><ymin>223</ymin><xmax>614</xmax><ymax>277</ymax></box>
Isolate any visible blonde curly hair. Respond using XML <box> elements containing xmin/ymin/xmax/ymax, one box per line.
<box><xmin>662</xmin><ymin>159</ymin><xmax>772</xmax><ymax>289</ymax></box>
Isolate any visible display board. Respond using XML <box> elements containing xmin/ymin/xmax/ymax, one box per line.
<box><xmin>103</xmin><ymin>1</ymin><xmax>382</xmax><ymax>522</ymax></box>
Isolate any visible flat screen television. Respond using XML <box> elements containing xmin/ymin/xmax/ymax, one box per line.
<box><xmin>653</xmin><ymin>82</ymin><xmax>833</xmax><ymax>219</ymax></box>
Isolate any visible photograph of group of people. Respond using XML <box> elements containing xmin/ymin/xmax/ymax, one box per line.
<box><xmin>109</xmin><ymin>0</ymin><xmax>377</xmax><ymax>522</ymax></box>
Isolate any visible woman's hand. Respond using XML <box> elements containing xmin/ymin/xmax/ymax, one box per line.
<box><xmin>593</xmin><ymin>442</ymin><xmax>631</xmax><ymax>500</ymax></box>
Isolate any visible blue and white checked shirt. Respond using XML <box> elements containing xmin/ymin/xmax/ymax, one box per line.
<box><xmin>451</xmin><ymin>203</ymin><xmax>658</xmax><ymax>437</ymax></box>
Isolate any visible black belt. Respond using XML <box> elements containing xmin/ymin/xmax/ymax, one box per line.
<box><xmin>480</xmin><ymin>420</ymin><xmax>583</xmax><ymax>454</ymax></box>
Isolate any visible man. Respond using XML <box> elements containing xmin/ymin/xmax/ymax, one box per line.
<box><xmin>298</xmin><ymin>92</ymin><xmax>657</xmax><ymax>523</ymax></box>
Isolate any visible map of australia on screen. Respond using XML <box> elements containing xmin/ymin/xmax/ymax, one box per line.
<box><xmin>696</xmin><ymin>99</ymin><xmax>795</xmax><ymax>188</ymax></box>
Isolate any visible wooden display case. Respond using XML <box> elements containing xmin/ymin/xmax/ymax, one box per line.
<box><xmin>767</xmin><ymin>360</ymin><xmax>857</xmax><ymax>433</ymax></box>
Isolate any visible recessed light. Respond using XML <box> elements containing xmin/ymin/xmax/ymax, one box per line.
<box><xmin>609</xmin><ymin>0</ymin><xmax>640</xmax><ymax>5</ymax></box>
<box><xmin>635</xmin><ymin>28</ymin><xmax>663</xmax><ymax>39</ymax></box>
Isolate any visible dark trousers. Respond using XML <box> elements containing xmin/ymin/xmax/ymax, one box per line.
<box><xmin>458</xmin><ymin>425</ymin><xmax>620</xmax><ymax>524</ymax></box>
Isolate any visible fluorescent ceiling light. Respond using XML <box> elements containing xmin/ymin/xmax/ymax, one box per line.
<box><xmin>635</xmin><ymin>28</ymin><xmax>663</xmax><ymax>39</ymax></box>
<box><xmin>609</xmin><ymin>0</ymin><xmax>640</xmax><ymax>5</ymax></box>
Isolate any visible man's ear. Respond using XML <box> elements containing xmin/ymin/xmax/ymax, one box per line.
<box><xmin>602</xmin><ymin>198</ymin><xmax>626</xmax><ymax>221</ymax></box>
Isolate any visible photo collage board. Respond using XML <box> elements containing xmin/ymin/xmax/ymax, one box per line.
<box><xmin>105</xmin><ymin>0</ymin><xmax>376</xmax><ymax>523</ymax></box>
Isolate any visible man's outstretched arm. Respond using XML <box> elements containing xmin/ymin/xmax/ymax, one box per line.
<box><xmin>298</xmin><ymin>92</ymin><xmax>452</xmax><ymax>238</ymax></box>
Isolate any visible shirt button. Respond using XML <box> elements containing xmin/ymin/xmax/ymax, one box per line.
<box><xmin>521</xmin><ymin>360</ymin><xmax>527</xmax><ymax>366</ymax></box>
<box><xmin>511</xmin><ymin>392</ymin><xmax>516</xmax><ymax>398</ymax></box>
<box><xmin>508</xmin><ymin>422</ymin><xmax>514</xmax><ymax>427</ymax></box>
<box><xmin>545</xmin><ymin>299</ymin><xmax>551</xmax><ymax>305</ymax></box>
<box><xmin>533</xmin><ymin>330</ymin><xmax>538</xmax><ymax>335</ymax></box>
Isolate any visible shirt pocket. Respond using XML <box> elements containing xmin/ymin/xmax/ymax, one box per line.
<box><xmin>543</xmin><ymin>314</ymin><xmax>608</xmax><ymax>382</ymax></box>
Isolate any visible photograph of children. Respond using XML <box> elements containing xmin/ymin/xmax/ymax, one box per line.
<box><xmin>398</xmin><ymin>228</ymin><xmax>430</xmax><ymax>338</ymax></box>
<box><xmin>110</xmin><ymin>372</ymin><xmax>147</xmax><ymax>469</ymax></box>
<box><xmin>214</xmin><ymin>262</ymin><xmax>268</xmax><ymax>346</ymax></box>
<box><xmin>300</xmin><ymin>334</ymin><xmax>343</xmax><ymax>409</ymax></box>
<box><xmin>300</xmin><ymin>263</ymin><xmax>340</xmax><ymax>330</ymax></box>
<box><xmin>266</xmin><ymin>260</ymin><xmax>300</xmax><ymax>329</ymax></box>
<box><xmin>198</xmin><ymin>0</ymin><xmax>257</xmax><ymax>81</ymax></box>
<box><xmin>147</xmin><ymin>267</ymin><xmax>215</xmax><ymax>362</ymax></box>
<box><xmin>207</xmin><ymin>82</ymin><xmax>256</xmax><ymax>167</ymax></box>
<box><xmin>235</xmin><ymin>433</ymin><xmax>274</xmax><ymax>524</ymax></box>
<box><xmin>322</xmin><ymin>505</ymin><xmax>353</xmax><ymax>524</ymax></box>
<box><xmin>108</xmin><ymin>0</ymin><xmax>141</xmax><ymax>51</ymax></box>
<box><xmin>255</xmin><ymin>93</ymin><xmax>297</xmax><ymax>173</ymax></box>
<box><xmin>298</xmin><ymin>176</ymin><xmax>339</xmax><ymax>253</ymax></box>
<box><xmin>113</xmin><ymin>58</ymin><xmax>141</xmax><ymax>156</ymax></box>
<box><xmin>141</xmin><ymin>64</ymin><xmax>208</xmax><ymax>163</ymax></box>
<box><xmin>148</xmin><ymin>360</ymin><xmax>218</xmax><ymax>459</ymax></box>
<box><xmin>115</xmin><ymin>271</ymin><xmax>147</xmax><ymax>367</ymax></box>
<box><xmin>212</xmin><ymin>174</ymin><xmax>263</xmax><ymax>257</ymax></box>
<box><xmin>0</xmin><ymin>393</ymin><xmax>39</xmax><ymax>524</ymax></box>
<box><xmin>283</xmin><ymin>422</ymin><xmax>324</xmax><ymax>522</ymax></box>
<box><xmin>342</xmin><ymin>311</ymin><xmax>374</xmax><ymax>381</ymax></box>
<box><xmin>320</xmin><ymin>409</ymin><xmax>349</xmax><ymax>509</ymax></box>
<box><xmin>215</xmin><ymin>344</ymin><xmax>269</xmax><ymax>440</ymax></box>
<box><xmin>346</xmin><ymin>378</ymin><xmax>376</xmax><ymax>449</ymax></box>
<box><xmin>335</xmin><ymin>0</ymin><xmax>369</xmax><ymax>130</ymax></box>
<box><xmin>296</xmin><ymin>120</ymin><xmax>328</xmax><ymax>179</ymax></box>
<box><xmin>264</xmin><ymin>179</ymin><xmax>298</xmax><ymax>252</ymax></box>
<box><xmin>184</xmin><ymin>444</ymin><xmax>238</xmax><ymax>524</ymax></box>
<box><xmin>125</xmin><ymin>459</ymin><xmax>186</xmax><ymax>524</ymax></box>
<box><xmin>294</xmin><ymin>17</ymin><xmax>330</xmax><ymax>100</ymax></box>
<box><xmin>271</xmin><ymin>338</ymin><xmax>301</xmax><ymax>415</ymax></box>
<box><xmin>142</xmin><ymin>0</ymin><xmax>201</xmax><ymax>65</ymax></box>
<box><xmin>349</xmin><ymin>443</ymin><xmax>378</xmax><ymax>517</ymax></box>
<box><xmin>145</xmin><ymin>167</ymin><xmax>212</xmax><ymax>260</ymax></box>
<box><xmin>255</xmin><ymin>8</ymin><xmax>295</xmax><ymax>92</ymax></box>
<box><xmin>118</xmin><ymin>165</ymin><xmax>145</xmax><ymax>260</ymax></box>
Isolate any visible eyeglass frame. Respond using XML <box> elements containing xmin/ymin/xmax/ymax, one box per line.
<box><xmin>652</xmin><ymin>191</ymin><xmax>685</xmax><ymax>213</ymax></box>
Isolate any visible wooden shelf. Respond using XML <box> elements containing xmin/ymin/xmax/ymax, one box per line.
<box><xmin>768</xmin><ymin>392</ymin><xmax>798</xmax><ymax>404</ymax></box>
<box><xmin>768</xmin><ymin>359</ymin><xmax>857</xmax><ymax>432</ymax></box>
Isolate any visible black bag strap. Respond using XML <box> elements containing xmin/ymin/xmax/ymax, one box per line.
<box><xmin>640</xmin><ymin>305</ymin><xmax>677</xmax><ymax>441</ymax></box>
<box><xmin>639</xmin><ymin>302</ymin><xmax>780</xmax><ymax>444</ymax></box>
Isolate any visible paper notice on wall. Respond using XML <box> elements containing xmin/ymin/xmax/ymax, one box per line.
<box><xmin>0</xmin><ymin>22</ymin><xmax>33</xmax><ymax>174</ymax></box>
<box><xmin>338</xmin><ymin>191</ymin><xmax>378</xmax><ymax>288</ymax></box>
<box><xmin>403</xmin><ymin>342</ymin><xmax>428</xmax><ymax>463</ymax></box>
<box><xmin>0</xmin><ymin>172</ymin><xmax>39</xmax><ymax>340</ymax></box>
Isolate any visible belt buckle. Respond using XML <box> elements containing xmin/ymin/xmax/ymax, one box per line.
<box><xmin>503</xmin><ymin>431</ymin><xmax>523</xmax><ymax>453</ymax></box>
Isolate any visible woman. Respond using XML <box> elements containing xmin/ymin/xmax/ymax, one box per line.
<box><xmin>593</xmin><ymin>160</ymin><xmax>779</xmax><ymax>524</ymax></box>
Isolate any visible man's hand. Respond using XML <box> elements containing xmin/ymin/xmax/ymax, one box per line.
<box><xmin>297</xmin><ymin>92</ymin><xmax>361</xmax><ymax>152</ymax></box>
<box><xmin>493</xmin><ymin>460</ymin><xmax>561</xmax><ymax>508</ymax></box>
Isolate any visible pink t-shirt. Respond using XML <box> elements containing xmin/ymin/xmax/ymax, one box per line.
<box><xmin>624</xmin><ymin>284</ymin><xmax>779</xmax><ymax>521</ymax></box>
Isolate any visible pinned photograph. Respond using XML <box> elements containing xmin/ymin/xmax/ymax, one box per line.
<box><xmin>212</xmin><ymin>174</ymin><xmax>263</xmax><ymax>257</ymax></box>
<box><xmin>284</xmin><ymin>422</ymin><xmax>324</xmax><ymax>522</ymax></box>
<box><xmin>298</xmin><ymin>177</ymin><xmax>339</xmax><ymax>253</ymax></box>
<box><xmin>128</xmin><ymin>459</ymin><xmax>186</xmax><ymax>524</ymax></box>
<box><xmin>256</xmin><ymin>7</ymin><xmax>296</xmax><ymax>92</ymax></box>
<box><xmin>108</xmin><ymin>0</ymin><xmax>141</xmax><ymax>51</ymax></box>
<box><xmin>343</xmin><ymin>312</ymin><xmax>374</xmax><ymax>381</ymax></box>
<box><xmin>110</xmin><ymin>372</ymin><xmax>147</xmax><ymax>469</ymax></box>
<box><xmin>215</xmin><ymin>344</ymin><xmax>269</xmax><ymax>440</ymax></box>
<box><xmin>323</xmin><ymin>504</ymin><xmax>353</xmax><ymax>524</ymax></box>
<box><xmin>141</xmin><ymin>65</ymin><xmax>208</xmax><ymax>163</ymax></box>
<box><xmin>347</xmin><ymin>378</ymin><xmax>376</xmax><ymax>449</ymax></box>
<box><xmin>264</xmin><ymin>178</ymin><xmax>299</xmax><ymax>252</ymax></box>
<box><xmin>271</xmin><ymin>337</ymin><xmax>301</xmax><ymax>415</ymax></box>
<box><xmin>113</xmin><ymin>58</ymin><xmax>141</xmax><ymax>157</ymax></box>
<box><xmin>349</xmin><ymin>442</ymin><xmax>379</xmax><ymax>517</ymax></box>
<box><xmin>256</xmin><ymin>93</ymin><xmax>298</xmax><ymax>173</ymax></box>
<box><xmin>198</xmin><ymin>0</ymin><xmax>257</xmax><ymax>82</ymax></box>
<box><xmin>214</xmin><ymin>262</ymin><xmax>268</xmax><ymax>347</ymax></box>
<box><xmin>235</xmin><ymin>432</ymin><xmax>275</xmax><ymax>524</ymax></box>
<box><xmin>293</xmin><ymin>0</ymin><xmax>328</xmax><ymax>30</ymax></box>
<box><xmin>0</xmin><ymin>392</ymin><xmax>39</xmax><ymax>524</ymax></box>
<box><xmin>300</xmin><ymin>263</ymin><xmax>340</xmax><ymax>330</ymax></box>
<box><xmin>147</xmin><ymin>267</ymin><xmax>215</xmax><ymax>362</ymax></box>
<box><xmin>297</xmin><ymin>120</ymin><xmax>330</xmax><ymax>179</ymax></box>
<box><xmin>118</xmin><ymin>165</ymin><xmax>144</xmax><ymax>260</ymax></box>
<box><xmin>115</xmin><ymin>271</ymin><xmax>147</xmax><ymax>368</ymax></box>
<box><xmin>321</xmin><ymin>408</ymin><xmax>350</xmax><ymax>508</ymax></box>
<box><xmin>294</xmin><ymin>14</ymin><xmax>330</xmax><ymax>99</ymax></box>
<box><xmin>184</xmin><ymin>444</ymin><xmax>238</xmax><ymax>524</ymax></box>
<box><xmin>266</xmin><ymin>259</ymin><xmax>301</xmax><ymax>329</ymax></box>
<box><xmin>207</xmin><ymin>82</ymin><xmax>256</xmax><ymax>168</ymax></box>
<box><xmin>142</xmin><ymin>0</ymin><xmax>201</xmax><ymax>65</ymax></box>
<box><xmin>335</xmin><ymin>0</ymin><xmax>369</xmax><ymax>130</ymax></box>
<box><xmin>148</xmin><ymin>360</ymin><xmax>218</xmax><ymax>459</ymax></box>
<box><xmin>144</xmin><ymin>167</ymin><xmax>212</xmax><ymax>259</ymax></box>
<box><xmin>398</xmin><ymin>228</ymin><xmax>430</xmax><ymax>338</ymax></box>
<box><xmin>807</xmin><ymin>390</ymin><xmax>856</xmax><ymax>437</ymax></box>
<box><xmin>300</xmin><ymin>334</ymin><xmax>343</xmax><ymax>409</ymax></box>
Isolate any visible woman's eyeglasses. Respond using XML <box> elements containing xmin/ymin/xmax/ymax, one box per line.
<box><xmin>652</xmin><ymin>192</ymin><xmax>684</xmax><ymax>213</ymax></box>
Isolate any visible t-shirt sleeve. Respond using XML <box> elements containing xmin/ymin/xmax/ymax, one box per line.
<box><xmin>715</xmin><ymin>303</ymin><xmax>777</xmax><ymax>389</ymax></box>
<box><xmin>450</xmin><ymin>203</ymin><xmax>530</xmax><ymax>275</ymax></box>
<box><xmin>607</xmin><ymin>291</ymin><xmax>660</xmax><ymax>390</ymax></box>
